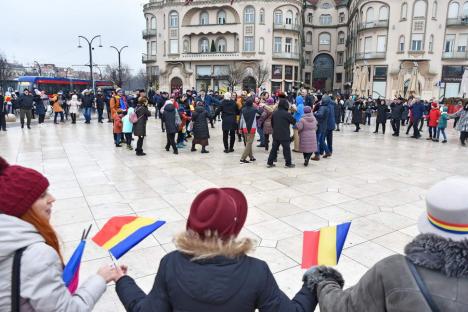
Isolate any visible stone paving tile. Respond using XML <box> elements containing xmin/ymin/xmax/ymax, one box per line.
<box><xmin>2</xmin><ymin>118</ymin><xmax>467</xmax><ymax>310</ymax></box>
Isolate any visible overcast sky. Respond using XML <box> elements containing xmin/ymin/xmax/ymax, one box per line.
<box><xmin>0</xmin><ymin>0</ymin><xmax>146</xmax><ymax>74</ymax></box>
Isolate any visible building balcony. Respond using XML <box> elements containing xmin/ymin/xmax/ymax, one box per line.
<box><xmin>442</xmin><ymin>51</ymin><xmax>468</xmax><ymax>60</ymax></box>
<box><xmin>273</xmin><ymin>23</ymin><xmax>301</xmax><ymax>32</ymax></box>
<box><xmin>446</xmin><ymin>17</ymin><xmax>468</xmax><ymax>27</ymax></box>
<box><xmin>357</xmin><ymin>20</ymin><xmax>389</xmax><ymax>32</ymax></box>
<box><xmin>272</xmin><ymin>52</ymin><xmax>300</xmax><ymax>60</ymax></box>
<box><xmin>142</xmin><ymin>54</ymin><xmax>157</xmax><ymax>63</ymax></box>
<box><xmin>142</xmin><ymin>29</ymin><xmax>157</xmax><ymax>39</ymax></box>
<box><xmin>176</xmin><ymin>51</ymin><xmax>260</xmax><ymax>61</ymax></box>
<box><xmin>355</xmin><ymin>52</ymin><xmax>386</xmax><ymax>60</ymax></box>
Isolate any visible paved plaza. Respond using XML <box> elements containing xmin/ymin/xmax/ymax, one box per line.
<box><xmin>1</xmin><ymin>116</ymin><xmax>466</xmax><ymax>311</ymax></box>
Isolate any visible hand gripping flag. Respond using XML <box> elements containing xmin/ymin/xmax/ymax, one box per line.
<box><xmin>301</xmin><ymin>222</ymin><xmax>351</xmax><ymax>269</ymax></box>
<box><xmin>92</xmin><ymin>216</ymin><xmax>166</xmax><ymax>259</ymax></box>
<box><xmin>62</xmin><ymin>225</ymin><xmax>92</xmax><ymax>293</ymax></box>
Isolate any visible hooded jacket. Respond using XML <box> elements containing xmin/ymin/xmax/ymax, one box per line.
<box><xmin>116</xmin><ymin>233</ymin><xmax>317</xmax><ymax>312</ymax></box>
<box><xmin>314</xmin><ymin>101</ymin><xmax>329</xmax><ymax>133</ymax></box>
<box><xmin>0</xmin><ymin>214</ymin><xmax>106</xmax><ymax>311</ymax></box>
<box><xmin>314</xmin><ymin>234</ymin><xmax>468</xmax><ymax>312</ymax></box>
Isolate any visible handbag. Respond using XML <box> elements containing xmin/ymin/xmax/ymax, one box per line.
<box><xmin>12</xmin><ymin>247</ymin><xmax>26</xmax><ymax>312</ymax></box>
<box><xmin>406</xmin><ymin>258</ymin><xmax>440</xmax><ymax>312</ymax></box>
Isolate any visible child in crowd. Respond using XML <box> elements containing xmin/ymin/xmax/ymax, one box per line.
<box><xmin>436</xmin><ymin>106</ymin><xmax>448</xmax><ymax>143</ymax></box>
<box><xmin>113</xmin><ymin>109</ymin><xmax>124</xmax><ymax>147</ymax></box>
<box><xmin>176</xmin><ymin>107</ymin><xmax>191</xmax><ymax>149</ymax></box>
<box><xmin>427</xmin><ymin>102</ymin><xmax>441</xmax><ymax>141</ymax></box>
<box><xmin>122</xmin><ymin>107</ymin><xmax>134</xmax><ymax>150</ymax></box>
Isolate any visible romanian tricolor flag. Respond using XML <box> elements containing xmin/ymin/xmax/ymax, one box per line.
<box><xmin>92</xmin><ymin>216</ymin><xmax>166</xmax><ymax>259</ymax></box>
<box><xmin>301</xmin><ymin>222</ymin><xmax>351</xmax><ymax>269</ymax></box>
<box><xmin>62</xmin><ymin>240</ymin><xmax>85</xmax><ymax>293</ymax></box>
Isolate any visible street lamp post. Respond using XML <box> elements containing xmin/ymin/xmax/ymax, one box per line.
<box><xmin>34</xmin><ymin>61</ymin><xmax>42</xmax><ymax>76</ymax></box>
<box><xmin>110</xmin><ymin>45</ymin><xmax>128</xmax><ymax>87</ymax></box>
<box><xmin>78</xmin><ymin>35</ymin><xmax>102</xmax><ymax>92</ymax></box>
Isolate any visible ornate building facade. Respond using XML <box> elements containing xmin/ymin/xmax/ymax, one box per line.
<box><xmin>143</xmin><ymin>0</ymin><xmax>468</xmax><ymax>99</ymax></box>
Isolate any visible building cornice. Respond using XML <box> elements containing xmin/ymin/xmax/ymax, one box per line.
<box><xmin>144</xmin><ymin>0</ymin><xmax>304</xmax><ymax>11</ymax></box>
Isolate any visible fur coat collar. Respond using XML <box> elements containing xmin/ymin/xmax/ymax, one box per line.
<box><xmin>405</xmin><ymin>233</ymin><xmax>468</xmax><ymax>278</ymax></box>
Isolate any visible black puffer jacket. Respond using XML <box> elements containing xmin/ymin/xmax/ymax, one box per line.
<box><xmin>351</xmin><ymin>102</ymin><xmax>363</xmax><ymax>124</ymax></box>
<box><xmin>192</xmin><ymin>106</ymin><xmax>210</xmax><ymax>139</ymax></box>
<box><xmin>163</xmin><ymin>104</ymin><xmax>177</xmax><ymax>134</ymax></box>
<box><xmin>390</xmin><ymin>102</ymin><xmax>404</xmax><ymax>120</ymax></box>
<box><xmin>18</xmin><ymin>94</ymin><xmax>34</xmax><ymax>109</ymax></box>
<box><xmin>376</xmin><ymin>102</ymin><xmax>389</xmax><ymax>123</ymax></box>
<box><xmin>82</xmin><ymin>94</ymin><xmax>95</xmax><ymax>108</ymax></box>
<box><xmin>215</xmin><ymin>99</ymin><xmax>238</xmax><ymax>131</ymax></box>
<box><xmin>116</xmin><ymin>250</ymin><xmax>317</xmax><ymax>312</ymax></box>
<box><xmin>271</xmin><ymin>99</ymin><xmax>296</xmax><ymax>141</ymax></box>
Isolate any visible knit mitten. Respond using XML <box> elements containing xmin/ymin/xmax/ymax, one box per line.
<box><xmin>302</xmin><ymin>266</ymin><xmax>345</xmax><ymax>294</ymax></box>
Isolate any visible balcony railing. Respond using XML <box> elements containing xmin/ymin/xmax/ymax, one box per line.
<box><xmin>358</xmin><ymin>20</ymin><xmax>389</xmax><ymax>31</ymax></box>
<box><xmin>442</xmin><ymin>51</ymin><xmax>468</xmax><ymax>59</ymax></box>
<box><xmin>181</xmin><ymin>52</ymin><xmax>240</xmax><ymax>60</ymax></box>
<box><xmin>142</xmin><ymin>54</ymin><xmax>157</xmax><ymax>63</ymax></box>
<box><xmin>273</xmin><ymin>23</ymin><xmax>301</xmax><ymax>32</ymax></box>
<box><xmin>355</xmin><ymin>52</ymin><xmax>386</xmax><ymax>60</ymax></box>
<box><xmin>446</xmin><ymin>17</ymin><xmax>468</xmax><ymax>26</ymax></box>
<box><xmin>272</xmin><ymin>52</ymin><xmax>300</xmax><ymax>60</ymax></box>
<box><xmin>142</xmin><ymin>29</ymin><xmax>157</xmax><ymax>39</ymax></box>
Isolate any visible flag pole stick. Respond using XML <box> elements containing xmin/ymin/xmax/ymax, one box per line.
<box><xmin>108</xmin><ymin>251</ymin><xmax>119</xmax><ymax>268</ymax></box>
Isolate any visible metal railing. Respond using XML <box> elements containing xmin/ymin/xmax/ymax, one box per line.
<box><xmin>358</xmin><ymin>20</ymin><xmax>389</xmax><ymax>31</ymax></box>
<box><xmin>446</xmin><ymin>17</ymin><xmax>468</xmax><ymax>26</ymax></box>
<box><xmin>142</xmin><ymin>54</ymin><xmax>157</xmax><ymax>63</ymax></box>
<box><xmin>181</xmin><ymin>52</ymin><xmax>240</xmax><ymax>59</ymax></box>
<box><xmin>272</xmin><ymin>52</ymin><xmax>300</xmax><ymax>59</ymax></box>
<box><xmin>142</xmin><ymin>29</ymin><xmax>157</xmax><ymax>39</ymax></box>
<box><xmin>442</xmin><ymin>51</ymin><xmax>468</xmax><ymax>59</ymax></box>
<box><xmin>273</xmin><ymin>23</ymin><xmax>301</xmax><ymax>32</ymax></box>
<box><xmin>355</xmin><ymin>52</ymin><xmax>386</xmax><ymax>60</ymax></box>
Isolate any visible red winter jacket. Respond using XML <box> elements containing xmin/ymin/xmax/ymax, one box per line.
<box><xmin>428</xmin><ymin>109</ymin><xmax>441</xmax><ymax>127</ymax></box>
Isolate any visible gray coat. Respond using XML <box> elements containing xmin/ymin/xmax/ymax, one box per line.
<box><xmin>315</xmin><ymin>234</ymin><xmax>468</xmax><ymax>311</ymax></box>
<box><xmin>133</xmin><ymin>105</ymin><xmax>151</xmax><ymax>137</ymax></box>
<box><xmin>0</xmin><ymin>214</ymin><xmax>106</xmax><ymax>311</ymax></box>
<box><xmin>451</xmin><ymin>108</ymin><xmax>468</xmax><ymax>132</ymax></box>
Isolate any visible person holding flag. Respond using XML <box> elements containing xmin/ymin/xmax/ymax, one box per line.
<box><xmin>0</xmin><ymin>157</ymin><xmax>123</xmax><ymax>311</ymax></box>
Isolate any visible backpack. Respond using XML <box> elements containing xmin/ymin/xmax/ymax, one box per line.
<box><xmin>129</xmin><ymin>111</ymin><xmax>138</xmax><ymax>123</ymax></box>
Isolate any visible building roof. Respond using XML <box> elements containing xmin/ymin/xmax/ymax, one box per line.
<box><xmin>306</xmin><ymin>0</ymin><xmax>348</xmax><ymax>6</ymax></box>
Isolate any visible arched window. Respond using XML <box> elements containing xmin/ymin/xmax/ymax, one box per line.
<box><xmin>432</xmin><ymin>1</ymin><xmax>438</xmax><ymax>18</ymax></box>
<box><xmin>274</xmin><ymin>10</ymin><xmax>283</xmax><ymax>25</ymax></box>
<box><xmin>319</xmin><ymin>33</ymin><xmax>331</xmax><ymax>45</ymax></box>
<box><xmin>448</xmin><ymin>2</ymin><xmax>460</xmax><ymax>18</ymax></box>
<box><xmin>428</xmin><ymin>34</ymin><xmax>434</xmax><ymax>51</ymax></box>
<box><xmin>259</xmin><ymin>37</ymin><xmax>264</xmax><ymax>52</ymax></box>
<box><xmin>306</xmin><ymin>31</ymin><xmax>312</xmax><ymax>44</ymax></box>
<box><xmin>200</xmin><ymin>11</ymin><xmax>209</xmax><ymax>25</ymax></box>
<box><xmin>183</xmin><ymin>40</ymin><xmax>189</xmax><ymax>53</ymax></box>
<box><xmin>401</xmin><ymin>3</ymin><xmax>408</xmax><ymax>19</ymax></box>
<box><xmin>379</xmin><ymin>6</ymin><xmax>389</xmax><ymax>20</ymax></box>
<box><xmin>259</xmin><ymin>8</ymin><xmax>265</xmax><ymax>24</ymax></box>
<box><xmin>199</xmin><ymin>38</ymin><xmax>209</xmax><ymax>53</ymax></box>
<box><xmin>217</xmin><ymin>37</ymin><xmax>226</xmax><ymax>52</ymax></box>
<box><xmin>338</xmin><ymin>31</ymin><xmax>345</xmax><ymax>44</ymax></box>
<box><xmin>146</xmin><ymin>18</ymin><xmax>150</xmax><ymax>29</ymax></box>
<box><xmin>366</xmin><ymin>7</ymin><xmax>375</xmax><ymax>23</ymax></box>
<box><xmin>319</xmin><ymin>14</ymin><xmax>332</xmax><ymax>25</ymax></box>
<box><xmin>463</xmin><ymin>2</ymin><xmax>468</xmax><ymax>16</ymax></box>
<box><xmin>285</xmin><ymin>10</ymin><xmax>293</xmax><ymax>25</ymax></box>
<box><xmin>169</xmin><ymin>11</ymin><xmax>178</xmax><ymax>28</ymax></box>
<box><xmin>307</xmin><ymin>12</ymin><xmax>313</xmax><ymax>23</ymax></box>
<box><xmin>244</xmin><ymin>6</ymin><xmax>255</xmax><ymax>24</ymax></box>
<box><xmin>150</xmin><ymin>17</ymin><xmax>156</xmax><ymax>29</ymax></box>
<box><xmin>217</xmin><ymin>10</ymin><xmax>226</xmax><ymax>24</ymax></box>
<box><xmin>413</xmin><ymin>0</ymin><xmax>427</xmax><ymax>17</ymax></box>
<box><xmin>399</xmin><ymin>35</ymin><xmax>405</xmax><ymax>51</ymax></box>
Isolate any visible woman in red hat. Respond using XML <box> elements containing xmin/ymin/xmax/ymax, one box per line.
<box><xmin>115</xmin><ymin>187</ymin><xmax>318</xmax><ymax>312</ymax></box>
<box><xmin>0</xmin><ymin>157</ymin><xmax>122</xmax><ymax>311</ymax></box>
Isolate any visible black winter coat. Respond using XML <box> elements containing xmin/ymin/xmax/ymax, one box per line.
<box><xmin>163</xmin><ymin>104</ymin><xmax>178</xmax><ymax>134</ymax></box>
<box><xmin>215</xmin><ymin>99</ymin><xmax>238</xmax><ymax>131</ymax></box>
<box><xmin>192</xmin><ymin>106</ymin><xmax>210</xmax><ymax>139</ymax></box>
<box><xmin>351</xmin><ymin>102</ymin><xmax>363</xmax><ymax>124</ymax></box>
<box><xmin>82</xmin><ymin>94</ymin><xmax>95</xmax><ymax>108</ymax></box>
<box><xmin>271</xmin><ymin>107</ymin><xmax>296</xmax><ymax>141</ymax></box>
<box><xmin>0</xmin><ymin>96</ymin><xmax>4</xmax><ymax>114</ymax></box>
<box><xmin>390</xmin><ymin>103</ymin><xmax>404</xmax><ymax>120</ymax></box>
<box><xmin>33</xmin><ymin>95</ymin><xmax>46</xmax><ymax>115</ymax></box>
<box><xmin>96</xmin><ymin>95</ymin><xmax>105</xmax><ymax>110</ymax></box>
<box><xmin>133</xmin><ymin>105</ymin><xmax>151</xmax><ymax>137</ymax></box>
<box><xmin>116</xmin><ymin>251</ymin><xmax>316</xmax><ymax>312</ymax></box>
<box><xmin>376</xmin><ymin>104</ymin><xmax>389</xmax><ymax>123</ymax></box>
<box><xmin>18</xmin><ymin>94</ymin><xmax>34</xmax><ymax>110</ymax></box>
<box><xmin>334</xmin><ymin>102</ymin><xmax>342</xmax><ymax>124</ymax></box>
<box><xmin>314</xmin><ymin>102</ymin><xmax>329</xmax><ymax>133</ymax></box>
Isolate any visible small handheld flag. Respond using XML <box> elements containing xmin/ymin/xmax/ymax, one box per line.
<box><xmin>62</xmin><ymin>225</ymin><xmax>92</xmax><ymax>293</ymax></box>
<box><xmin>301</xmin><ymin>222</ymin><xmax>351</xmax><ymax>269</ymax></box>
<box><xmin>92</xmin><ymin>216</ymin><xmax>166</xmax><ymax>259</ymax></box>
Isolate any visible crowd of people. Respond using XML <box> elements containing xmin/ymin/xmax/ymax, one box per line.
<box><xmin>1</xmin><ymin>87</ymin><xmax>468</xmax><ymax>164</ymax></box>
<box><xmin>0</xmin><ymin>157</ymin><xmax>466</xmax><ymax>311</ymax></box>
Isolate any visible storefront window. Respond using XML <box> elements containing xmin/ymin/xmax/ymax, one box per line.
<box><xmin>285</xmin><ymin>66</ymin><xmax>293</xmax><ymax>80</ymax></box>
<box><xmin>272</xmin><ymin>65</ymin><xmax>282</xmax><ymax>79</ymax></box>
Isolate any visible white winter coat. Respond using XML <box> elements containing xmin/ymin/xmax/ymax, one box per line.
<box><xmin>0</xmin><ymin>214</ymin><xmax>106</xmax><ymax>311</ymax></box>
<box><xmin>68</xmin><ymin>95</ymin><xmax>81</xmax><ymax>114</ymax></box>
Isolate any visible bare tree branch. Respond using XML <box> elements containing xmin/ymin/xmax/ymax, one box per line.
<box><xmin>0</xmin><ymin>54</ymin><xmax>14</xmax><ymax>92</ymax></box>
<box><xmin>225</xmin><ymin>64</ymin><xmax>244</xmax><ymax>92</ymax></box>
<box><xmin>255</xmin><ymin>63</ymin><xmax>270</xmax><ymax>88</ymax></box>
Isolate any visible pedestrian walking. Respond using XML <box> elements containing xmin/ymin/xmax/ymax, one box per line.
<box><xmin>411</xmin><ymin>99</ymin><xmax>425</xmax><ymax>139</ymax></box>
<box><xmin>0</xmin><ymin>157</ymin><xmax>121</xmax><ymax>311</ymax></box>
<box><xmin>190</xmin><ymin>102</ymin><xmax>210</xmax><ymax>153</ymax></box>
<box><xmin>449</xmin><ymin>102</ymin><xmax>468</xmax><ymax>146</ymax></box>
<box><xmin>390</xmin><ymin>99</ymin><xmax>404</xmax><ymax>136</ymax></box>
<box><xmin>258</xmin><ymin>98</ymin><xmax>275</xmax><ymax>151</ymax></box>
<box><xmin>122</xmin><ymin>107</ymin><xmax>134</xmax><ymax>150</ymax></box>
<box><xmin>37</xmin><ymin>91</ymin><xmax>48</xmax><ymax>125</ymax></box>
<box><xmin>292</xmin><ymin>90</ymin><xmax>305</xmax><ymax>152</ymax></box>
<box><xmin>334</xmin><ymin>97</ymin><xmax>343</xmax><ymax>131</ymax></box>
<box><xmin>96</xmin><ymin>91</ymin><xmax>105</xmax><ymax>123</ymax></box>
<box><xmin>267</xmin><ymin>96</ymin><xmax>296</xmax><ymax>168</ymax></box>
<box><xmin>351</xmin><ymin>100</ymin><xmax>362</xmax><ymax>132</ymax></box>
<box><xmin>68</xmin><ymin>94</ymin><xmax>80</xmax><ymax>124</ymax></box>
<box><xmin>81</xmin><ymin>90</ymin><xmax>94</xmax><ymax>124</ymax></box>
<box><xmin>51</xmin><ymin>93</ymin><xmax>64</xmax><ymax>124</ymax></box>
<box><xmin>133</xmin><ymin>97</ymin><xmax>151</xmax><ymax>156</ymax></box>
<box><xmin>312</xmin><ymin>97</ymin><xmax>329</xmax><ymax>160</ymax></box>
<box><xmin>427</xmin><ymin>102</ymin><xmax>441</xmax><ymax>141</ymax></box>
<box><xmin>17</xmin><ymin>89</ymin><xmax>34</xmax><ymax>129</ymax></box>
<box><xmin>163</xmin><ymin>100</ymin><xmax>179</xmax><ymax>154</ymax></box>
<box><xmin>239</xmin><ymin>98</ymin><xmax>258</xmax><ymax>163</ymax></box>
<box><xmin>297</xmin><ymin>106</ymin><xmax>318</xmax><ymax>167</ymax></box>
<box><xmin>0</xmin><ymin>91</ymin><xmax>6</xmax><ymax>131</ymax></box>
<box><xmin>113</xmin><ymin>110</ymin><xmax>124</xmax><ymax>147</ymax></box>
<box><xmin>215</xmin><ymin>92</ymin><xmax>238</xmax><ymax>153</ymax></box>
<box><xmin>325</xmin><ymin>95</ymin><xmax>335</xmax><ymax>157</ymax></box>
<box><xmin>436</xmin><ymin>106</ymin><xmax>448</xmax><ymax>143</ymax></box>
<box><xmin>114</xmin><ymin>187</ymin><xmax>318</xmax><ymax>312</ymax></box>
<box><xmin>374</xmin><ymin>99</ymin><xmax>389</xmax><ymax>134</ymax></box>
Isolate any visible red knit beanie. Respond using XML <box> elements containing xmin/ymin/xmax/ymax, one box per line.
<box><xmin>0</xmin><ymin>157</ymin><xmax>49</xmax><ymax>217</ymax></box>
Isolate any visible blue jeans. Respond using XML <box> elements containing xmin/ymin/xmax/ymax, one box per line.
<box><xmin>436</xmin><ymin>128</ymin><xmax>447</xmax><ymax>141</ymax></box>
<box><xmin>257</xmin><ymin>126</ymin><xmax>265</xmax><ymax>145</ymax></box>
<box><xmin>114</xmin><ymin>133</ymin><xmax>121</xmax><ymax>145</ymax></box>
<box><xmin>317</xmin><ymin>132</ymin><xmax>329</xmax><ymax>155</ymax></box>
<box><xmin>326</xmin><ymin>129</ymin><xmax>333</xmax><ymax>154</ymax></box>
<box><xmin>84</xmin><ymin>107</ymin><xmax>92</xmax><ymax>122</ymax></box>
